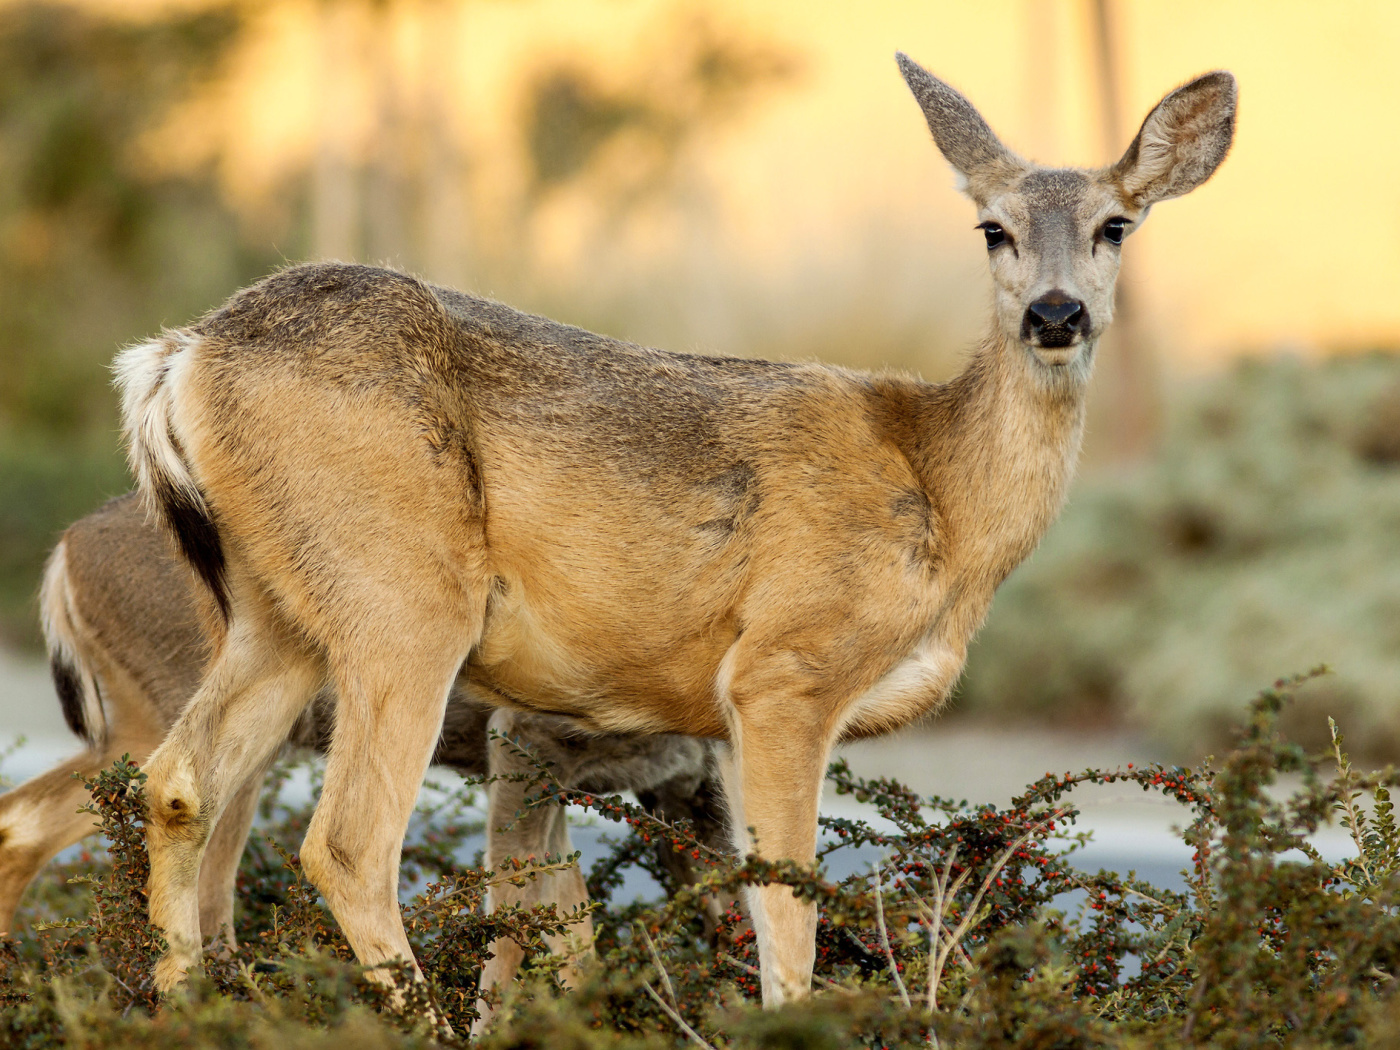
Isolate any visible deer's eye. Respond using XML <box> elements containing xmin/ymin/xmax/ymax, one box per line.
<box><xmin>1101</xmin><ymin>217</ymin><xmax>1130</xmax><ymax>245</ymax></box>
<box><xmin>977</xmin><ymin>222</ymin><xmax>1006</xmax><ymax>250</ymax></box>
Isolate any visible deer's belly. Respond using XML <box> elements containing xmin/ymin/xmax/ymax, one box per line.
<box><xmin>466</xmin><ymin>586</ymin><xmax>732</xmax><ymax>737</ymax></box>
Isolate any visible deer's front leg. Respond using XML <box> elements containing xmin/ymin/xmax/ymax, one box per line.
<box><xmin>197</xmin><ymin>765</ymin><xmax>269</xmax><ymax>953</ymax></box>
<box><xmin>716</xmin><ymin>676</ymin><xmax>834</xmax><ymax>1006</ymax></box>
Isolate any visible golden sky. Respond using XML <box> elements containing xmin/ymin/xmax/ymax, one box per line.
<box><xmin>117</xmin><ymin>0</ymin><xmax>1400</xmax><ymax>368</ymax></box>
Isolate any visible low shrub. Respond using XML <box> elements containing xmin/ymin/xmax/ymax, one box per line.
<box><xmin>6</xmin><ymin>670</ymin><xmax>1400</xmax><ymax>1046</ymax></box>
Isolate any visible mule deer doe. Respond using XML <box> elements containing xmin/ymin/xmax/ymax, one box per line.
<box><xmin>1</xmin><ymin>493</ymin><xmax>728</xmax><ymax>1013</ymax></box>
<box><xmin>113</xmin><ymin>53</ymin><xmax>1235</xmax><ymax>1004</ymax></box>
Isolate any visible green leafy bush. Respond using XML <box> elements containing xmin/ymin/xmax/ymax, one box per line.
<box><xmin>9</xmin><ymin>672</ymin><xmax>1400</xmax><ymax>1046</ymax></box>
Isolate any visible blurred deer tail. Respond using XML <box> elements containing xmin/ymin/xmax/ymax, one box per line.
<box><xmin>38</xmin><ymin>539</ymin><xmax>107</xmax><ymax>747</ymax></box>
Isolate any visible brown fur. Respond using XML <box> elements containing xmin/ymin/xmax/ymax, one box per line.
<box><xmin>114</xmin><ymin>55</ymin><xmax>1236</xmax><ymax>1004</ymax></box>
<box><xmin>3</xmin><ymin>494</ymin><xmax>726</xmax><ymax>994</ymax></box>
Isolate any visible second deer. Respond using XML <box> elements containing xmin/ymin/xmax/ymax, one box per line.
<box><xmin>114</xmin><ymin>53</ymin><xmax>1236</xmax><ymax>1004</ymax></box>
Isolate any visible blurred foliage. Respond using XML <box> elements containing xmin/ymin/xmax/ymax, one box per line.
<box><xmin>963</xmin><ymin>351</ymin><xmax>1400</xmax><ymax>761</ymax></box>
<box><xmin>0</xmin><ymin>1</ymin><xmax>280</xmax><ymax>437</ymax></box>
<box><xmin>524</xmin><ymin>16</ymin><xmax>797</xmax><ymax>194</ymax></box>
<box><xmin>0</xmin><ymin>0</ymin><xmax>289</xmax><ymax>646</ymax></box>
<box><xmin>12</xmin><ymin>676</ymin><xmax>1400</xmax><ymax>1044</ymax></box>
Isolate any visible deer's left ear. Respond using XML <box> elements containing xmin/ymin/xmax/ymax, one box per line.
<box><xmin>1108</xmin><ymin>71</ymin><xmax>1237</xmax><ymax>207</ymax></box>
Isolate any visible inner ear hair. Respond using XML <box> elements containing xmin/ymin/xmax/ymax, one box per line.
<box><xmin>1110</xmin><ymin>70</ymin><xmax>1237</xmax><ymax>208</ymax></box>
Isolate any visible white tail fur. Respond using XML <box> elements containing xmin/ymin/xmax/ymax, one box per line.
<box><xmin>112</xmin><ymin>331</ymin><xmax>229</xmax><ymax>617</ymax></box>
<box><xmin>113</xmin><ymin>332</ymin><xmax>203</xmax><ymax>522</ymax></box>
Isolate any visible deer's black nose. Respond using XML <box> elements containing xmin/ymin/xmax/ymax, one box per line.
<box><xmin>1024</xmin><ymin>293</ymin><xmax>1087</xmax><ymax>348</ymax></box>
<box><xmin>1027</xmin><ymin>296</ymin><xmax>1084</xmax><ymax>329</ymax></box>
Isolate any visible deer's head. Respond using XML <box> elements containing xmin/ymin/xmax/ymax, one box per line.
<box><xmin>898</xmin><ymin>53</ymin><xmax>1236</xmax><ymax>373</ymax></box>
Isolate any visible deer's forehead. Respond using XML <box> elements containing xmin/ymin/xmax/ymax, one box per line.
<box><xmin>993</xmin><ymin>169</ymin><xmax>1117</xmax><ymax>244</ymax></box>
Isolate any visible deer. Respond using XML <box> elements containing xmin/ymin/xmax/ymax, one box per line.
<box><xmin>111</xmin><ymin>52</ymin><xmax>1236</xmax><ymax>1006</ymax></box>
<box><xmin>1</xmin><ymin>492</ymin><xmax>729</xmax><ymax>1018</ymax></box>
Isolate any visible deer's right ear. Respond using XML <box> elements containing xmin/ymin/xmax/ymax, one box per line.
<box><xmin>1109</xmin><ymin>71</ymin><xmax>1237</xmax><ymax>207</ymax></box>
<box><xmin>897</xmin><ymin>52</ymin><xmax>1025</xmax><ymax>203</ymax></box>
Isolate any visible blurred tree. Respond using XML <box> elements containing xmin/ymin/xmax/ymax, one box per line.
<box><xmin>0</xmin><ymin>1</ymin><xmax>284</xmax><ymax>647</ymax></box>
<box><xmin>1086</xmin><ymin>0</ymin><xmax>1162</xmax><ymax>464</ymax></box>
<box><xmin>506</xmin><ymin>11</ymin><xmax>800</xmax><ymax>347</ymax></box>
<box><xmin>522</xmin><ymin>15</ymin><xmax>798</xmax><ymax>206</ymax></box>
<box><xmin>0</xmin><ymin>0</ymin><xmax>277</xmax><ymax>439</ymax></box>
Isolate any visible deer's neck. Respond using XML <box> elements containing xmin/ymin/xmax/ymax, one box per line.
<box><xmin>900</xmin><ymin>332</ymin><xmax>1092</xmax><ymax>591</ymax></box>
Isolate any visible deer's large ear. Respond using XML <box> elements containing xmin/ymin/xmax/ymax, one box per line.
<box><xmin>897</xmin><ymin>52</ymin><xmax>1025</xmax><ymax>203</ymax></box>
<box><xmin>1109</xmin><ymin>71</ymin><xmax>1237</xmax><ymax>207</ymax></box>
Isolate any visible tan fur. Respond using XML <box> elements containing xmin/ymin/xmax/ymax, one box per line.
<box><xmin>113</xmin><ymin>56</ymin><xmax>1236</xmax><ymax>1004</ymax></box>
<box><xmin>4</xmin><ymin>495</ymin><xmax>726</xmax><ymax>993</ymax></box>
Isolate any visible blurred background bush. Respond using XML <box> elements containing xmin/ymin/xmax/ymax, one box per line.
<box><xmin>0</xmin><ymin>0</ymin><xmax>1396</xmax><ymax>759</ymax></box>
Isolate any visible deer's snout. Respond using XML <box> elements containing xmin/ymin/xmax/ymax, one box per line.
<box><xmin>1023</xmin><ymin>293</ymin><xmax>1087</xmax><ymax>351</ymax></box>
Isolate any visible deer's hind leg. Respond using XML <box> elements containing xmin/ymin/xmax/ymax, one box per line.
<box><xmin>297</xmin><ymin>590</ymin><xmax>484</xmax><ymax>988</ymax></box>
<box><xmin>474</xmin><ymin>711</ymin><xmax>595</xmax><ymax>1032</ymax></box>
<box><xmin>143</xmin><ymin>595</ymin><xmax>324</xmax><ymax>992</ymax></box>
<box><xmin>0</xmin><ymin>735</ymin><xmax>163</xmax><ymax>935</ymax></box>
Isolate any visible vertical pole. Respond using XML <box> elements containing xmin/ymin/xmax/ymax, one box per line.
<box><xmin>365</xmin><ymin>0</ymin><xmax>409</xmax><ymax>267</ymax></box>
<box><xmin>419</xmin><ymin>0</ymin><xmax>472</xmax><ymax>287</ymax></box>
<box><xmin>1023</xmin><ymin>0</ymin><xmax>1057</xmax><ymax>164</ymax></box>
<box><xmin>1087</xmin><ymin>0</ymin><xmax>1161</xmax><ymax>462</ymax></box>
<box><xmin>311</xmin><ymin>0</ymin><xmax>362</xmax><ymax>262</ymax></box>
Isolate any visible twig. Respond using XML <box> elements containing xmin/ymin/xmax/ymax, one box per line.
<box><xmin>926</xmin><ymin>816</ymin><xmax>1057</xmax><ymax>1021</ymax></box>
<box><xmin>238</xmin><ymin>962</ymin><xmax>270</xmax><ymax>1007</ymax></box>
<box><xmin>1332</xmin><ymin>718</ymin><xmax>1374</xmax><ymax>881</ymax></box>
<box><xmin>638</xmin><ymin>923</ymin><xmax>680</xmax><ymax>1009</ymax></box>
<box><xmin>642</xmin><ymin>983</ymin><xmax>718</xmax><ymax>1050</ymax></box>
<box><xmin>110</xmin><ymin>971</ymin><xmax>141</xmax><ymax>1019</ymax></box>
<box><xmin>898</xmin><ymin>867</ymin><xmax>974</xmax><ymax>977</ymax></box>
<box><xmin>909</xmin><ymin>898</ymin><xmax>975</xmax><ymax>974</ymax></box>
<box><xmin>717</xmin><ymin>951</ymin><xmax>855</xmax><ymax>994</ymax></box>
<box><xmin>916</xmin><ymin>842</ymin><xmax>961</xmax><ymax>1049</ymax></box>
<box><xmin>1180</xmin><ymin>973</ymin><xmax>1208</xmax><ymax>1041</ymax></box>
<box><xmin>402</xmin><ymin>859</ymin><xmax>579</xmax><ymax>922</ymax></box>
<box><xmin>1065</xmin><ymin>871</ymin><xmax>1172</xmax><ymax>910</ymax></box>
<box><xmin>636</xmin><ymin>929</ymin><xmax>716</xmax><ymax>1050</ymax></box>
<box><xmin>872</xmin><ymin>863</ymin><xmax>911</xmax><ymax>1008</ymax></box>
<box><xmin>925</xmin><ymin>840</ymin><xmax>963</xmax><ymax>1015</ymax></box>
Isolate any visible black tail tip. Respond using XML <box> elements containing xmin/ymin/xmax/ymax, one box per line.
<box><xmin>156</xmin><ymin>481</ymin><xmax>229</xmax><ymax>621</ymax></box>
<box><xmin>49</xmin><ymin>653</ymin><xmax>90</xmax><ymax>742</ymax></box>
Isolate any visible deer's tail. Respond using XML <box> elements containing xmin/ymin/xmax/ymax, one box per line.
<box><xmin>38</xmin><ymin>539</ymin><xmax>107</xmax><ymax>748</ymax></box>
<box><xmin>113</xmin><ymin>331</ymin><xmax>228</xmax><ymax>620</ymax></box>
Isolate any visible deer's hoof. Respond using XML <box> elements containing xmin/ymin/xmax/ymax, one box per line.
<box><xmin>153</xmin><ymin>950</ymin><xmax>197</xmax><ymax>994</ymax></box>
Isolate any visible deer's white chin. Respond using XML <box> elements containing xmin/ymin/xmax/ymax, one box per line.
<box><xmin>1029</xmin><ymin>344</ymin><xmax>1082</xmax><ymax>368</ymax></box>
